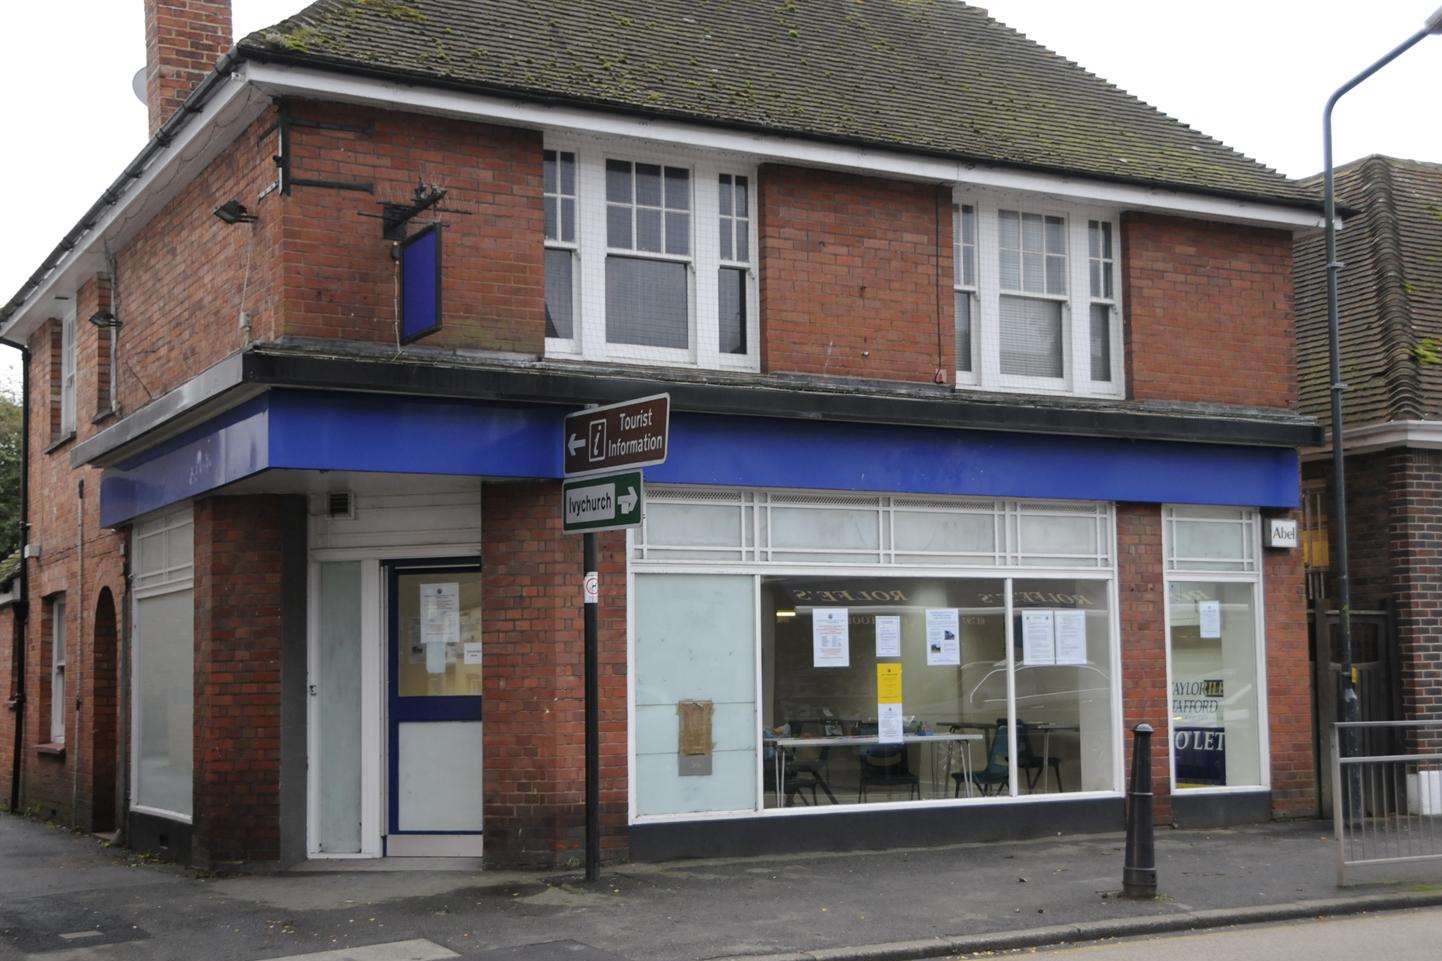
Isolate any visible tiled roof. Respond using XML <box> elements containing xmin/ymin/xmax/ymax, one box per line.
<box><xmin>1295</xmin><ymin>156</ymin><xmax>1442</xmax><ymax>431</ymax></box>
<box><xmin>238</xmin><ymin>0</ymin><xmax>1315</xmax><ymax>208</ymax></box>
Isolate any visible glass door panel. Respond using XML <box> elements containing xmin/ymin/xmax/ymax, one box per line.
<box><xmin>387</xmin><ymin>563</ymin><xmax>485</xmax><ymax>842</ymax></box>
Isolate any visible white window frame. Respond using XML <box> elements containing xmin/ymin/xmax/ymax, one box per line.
<box><xmin>1086</xmin><ymin>219</ymin><xmax>1120</xmax><ymax>386</ymax></box>
<box><xmin>626</xmin><ymin>486</ymin><xmax>1125</xmax><ymax>826</ymax></box>
<box><xmin>543</xmin><ymin>148</ymin><xmax>580</xmax><ymax>351</ymax></box>
<box><xmin>953</xmin><ymin>204</ymin><xmax>979</xmax><ymax>383</ymax></box>
<box><xmin>49</xmin><ymin>597</ymin><xmax>66</xmax><ymax>744</ymax></box>
<box><xmin>953</xmin><ymin>191</ymin><xmax>1124</xmax><ymax>398</ymax></box>
<box><xmin>1160</xmin><ymin>505</ymin><xmax>1271</xmax><ymax>795</ymax></box>
<box><xmin>543</xmin><ymin>135</ymin><xmax>760</xmax><ymax>372</ymax></box>
<box><xmin>59</xmin><ymin>309</ymin><xmax>76</xmax><ymax>436</ymax></box>
<box><xmin>130</xmin><ymin>504</ymin><xmax>196</xmax><ymax>824</ymax></box>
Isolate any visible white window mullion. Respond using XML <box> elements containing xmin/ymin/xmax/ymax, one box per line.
<box><xmin>694</xmin><ymin>160</ymin><xmax>722</xmax><ymax>370</ymax></box>
<box><xmin>577</xmin><ymin>153</ymin><xmax>608</xmax><ymax>360</ymax></box>
<box><xmin>975</xmin><ymin>202</ymin><xmax>1001</xmax><ymax>390</ymax></box>
<box><xmin>1068</xmin><ymin>218</ymin><xmax>1092</xmax><ymax>390</ymax></box>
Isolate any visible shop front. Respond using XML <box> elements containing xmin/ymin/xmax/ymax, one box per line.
<box><xmin>91</xmin><ymin>376</ymin><xmax>1309</xmax><ymax>866</ymax></box>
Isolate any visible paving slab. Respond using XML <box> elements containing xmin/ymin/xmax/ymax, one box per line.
<box><xmin>3</xmin><ymin>813</ymin><xmax>1441</xmax><ymax>961</ymax></box>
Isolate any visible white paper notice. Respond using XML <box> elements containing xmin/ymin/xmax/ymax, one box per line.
<box><xmin>812</xmin><ymin>607</ymin><xmax>851</xmax><ymax>667</ymax></box>
<box><xmin>1053</xmin><ymin>610</ymin><xmax>1088</xmax><ymax>666</ymax></box>
<box><xmin>925</xmin><ymin>609</ymin><xmax>961</xmax><ymax>666</ymax></box>
<box><xmin>463</xmin><ymin>641</ymin><xmax>483</xmax><ymax>666</ymax></box>
<box><xmin>1198</xmin><ymin>600</ymin><xmax>1223</xmax><ymax>639</ymax></box>
<box><xmin>877</xmin><ymin>702</ymin><xmax>904</xmax><ymax>744</ymax></box>
<box><xmin>422</xmin><ymin>582</ymin><xmax>461</xmax><ymax>675</ymax></box>
<box><xmin>875</xmin><ymin>615</ymin><xmax>902</xmax><ymax>658</ymax></box>
<box><xmin>1021</xmin><ymin>610</ymin><xmax>1056</xmax><ymax>666</ymax></box>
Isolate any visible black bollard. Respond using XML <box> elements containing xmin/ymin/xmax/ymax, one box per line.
<box><xmin>1122</xmin><ymin>723</ymin><xmax>1157</xmax><ymax>899</ymax></box>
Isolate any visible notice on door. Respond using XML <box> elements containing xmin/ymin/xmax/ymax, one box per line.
<box><xmin>812</xmin><ymin>607</ymin><xmax>850</xmax><ymax>667</ymax></box>
<box><xmin>421</xmin><ymin>582</ymin><xmax>460</xmax><ymax>675</ymax></box>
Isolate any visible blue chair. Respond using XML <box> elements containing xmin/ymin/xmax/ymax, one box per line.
<box><xmin>955</xmin><ymin>719</ymin><xmax>1010</xmax><ymax>796</ymax></box>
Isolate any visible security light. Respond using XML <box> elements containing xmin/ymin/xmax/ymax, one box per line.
<box><xmin>213</xmin><ymin>200</ymin><xmax>257</xmax><ymax>225</ymax></box>
<box><xmin>87</xmin><ymin>310</ymin><xmax>121</xmax><ymax>329</ymax></box>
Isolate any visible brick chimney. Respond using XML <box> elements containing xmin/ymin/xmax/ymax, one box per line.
<box><xmin>143</xmin><ymin>0</ymin><xmax>233</xmax><ymax>137</ymax></box>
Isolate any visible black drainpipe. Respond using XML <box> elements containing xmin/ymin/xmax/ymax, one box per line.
<box><xmin>2</xmin><ymin>339</ymin><xmax>29</xmax><ymax>813</ymax></box>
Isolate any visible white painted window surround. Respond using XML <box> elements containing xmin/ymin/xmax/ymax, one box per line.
<box><xmin>543</xmin><ymin>135</ymin><xmax>761</xmax><ymax>373</ymax></box>
<box><xmin>953</xmin><ymin>194</ymin><xmax>1124</xmax><ymax>398</ymax></box>
<box><xmin>59</xmin><ymin>310</ymin><xmax>76</xmax><ymax>436</ymax></box>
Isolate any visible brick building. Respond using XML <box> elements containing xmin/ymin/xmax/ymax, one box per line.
<box><xmin>0</xmin><ymin>0</ymin><xmax>1324</xmax><ymax>869</ymax></box>
<box><xmin>1295</xmin><ymin>156</ymin><xmax>1442</xmax><ymax>761</ymax></box>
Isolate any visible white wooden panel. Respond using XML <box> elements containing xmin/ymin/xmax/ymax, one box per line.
<box><xmin>310</xmin><ymin>484</ymin><xmax>482</xmax><ymax>553</ymax></box>
<box><xmin>396</xmin><ymin>722</ymin><xmax>484</xmax><ymax>832</ymax></box>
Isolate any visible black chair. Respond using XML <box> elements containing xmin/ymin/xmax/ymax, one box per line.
<box><xmin>1017</xmin><ymin>721</ymin><xmax>1063</xmax><ymax>792</ymax></box>
<box><xmin>787</xmin><ymin>721</ymin><xmax>839</xmax><ymax>804</ymax></box>
<box><xmin>857</xmin><ymin>743</ymin><xmax>920</xmax><ymax>802</ymax></box>
<box><xmin>954</xmin><ymin>718</ymin><xmax>1010</xmax><ymax>797</ymax></box>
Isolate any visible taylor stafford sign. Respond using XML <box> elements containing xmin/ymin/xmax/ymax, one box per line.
<box><xmin>562</xmin><ymin>470</ymin><xmax>645</xmax><ymax>534</ymax></box>
<box><xmin>563</xmin><ymin>394</ymin><xmax>670</xmax><ymax>478</ymax></box>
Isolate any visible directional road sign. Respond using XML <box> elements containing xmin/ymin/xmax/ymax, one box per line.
<box><xmin>563</xmin><ymin>394</ymin><xmax>670</xmax><ymax>478</ymax></box>
<box><xmin>562</xmin><ymin>470</ymin><xmax>645</xmax><ymax>534</ymax></box>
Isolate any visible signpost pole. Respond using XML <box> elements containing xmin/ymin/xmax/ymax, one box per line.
<box><xmin>583</xmin><ymin>531</ymin><xmax>600</xmax><ymax>882</ymax></box>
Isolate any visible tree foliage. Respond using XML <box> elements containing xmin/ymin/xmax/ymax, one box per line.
<box><xmin>0</xmin><ymin>386</ymin><xmax>21</xmax><ymax>558</ymax></box>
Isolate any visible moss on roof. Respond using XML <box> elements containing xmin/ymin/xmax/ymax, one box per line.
<box><xmin>239</xmin><ymin>0</ymin><xmax>1313</xmax><ymax>207</ymax></box>
<box><xmin>1295</xmin><ymin>156</ymin><xmax>1442</xmax><ymax>430</ymax></box>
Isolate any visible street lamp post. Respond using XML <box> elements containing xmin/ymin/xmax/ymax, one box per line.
<box><xmin>1322</xmin><ymin>6</ymin><xmax>1442</xmax><ymax>792</ymax></box>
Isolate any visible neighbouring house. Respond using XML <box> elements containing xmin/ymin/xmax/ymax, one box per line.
<box><xmin>0</xmin><ymin>0</ymin><xmax>1323</xmax><ymax>870</ymax></box>
<box><xmin>1294</xmin><ymin>155</ymin><xmax>1442</xmax><ymax>800</ymax></box>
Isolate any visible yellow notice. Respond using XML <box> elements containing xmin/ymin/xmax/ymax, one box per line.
<box><xmin>876</xmin><ymin>663</ymin><xmax>903</xmax><ymax>704</ymax></box>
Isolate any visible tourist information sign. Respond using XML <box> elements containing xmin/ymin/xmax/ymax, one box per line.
<box><xmin>562</xmin><ymin>394</ymin><xmax>669</xmax><ymax>478</ymax></box>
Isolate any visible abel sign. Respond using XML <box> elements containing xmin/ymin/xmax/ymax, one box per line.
<box><xmin>562</xmin><ymin>470</ymin><xmax>645</xmax><ymax>534</ymax></box>
<box><xmin>563</xmin><ymin>394</ymin><xmax>670</xmax><ymax>478</ymax></box>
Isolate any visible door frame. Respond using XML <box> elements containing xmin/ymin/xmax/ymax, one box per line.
<box><xmin>383</xmin><ymin>557</ymin><xmax>485</xmax><ymax>844</ymax></box>
<box><xmin>305</xmin><ymin>546</ymin><xmax>479</xmax><ymax>860</ymax></box>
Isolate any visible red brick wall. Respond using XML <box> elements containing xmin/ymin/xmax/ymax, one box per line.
<box><xmin>481</xmin><ymin>481</ymin><xmax>627</xmax><ymax>868</ymax></box>
<box><xmin>191</xmin><ymin>494</ymin><xmax>296</xmax><ymax>865</ymax></box>
<box><xmin>1390</xmin><ymin>450</ymin><xmax>1442</xmax><ymax>740</ymax></box>
<box><xmin>143</xmin><ymin>0</ymin><xmax>231</xmax><ymax>137</ymax></box>
<box><xmin>758</xmin><ymin>164</ymin><xmax>954</xmax><ymax>383</ymax></box>
<box><xmin>1116</xmin><ymin>503</ymin><xmax>1172</xmax><ymax>824</ymax></box>
<box><xmin>1122</xmin><ymin>213</ymin><xmax>1296</xmax><ymax>409</ymax></box>
<box><xmin>11</xmin><ymin>310</ymin><xmax>127</xmax><ymax>828</ymax></box>
<box><xmin>280</xmin><ymin>103</ymin><xmax>545</xmax><ymax>354</ymax></box>
<box><xmin>1263</xmin><ymin>512</ymin><xmax>1316</xmax><ymax>817</ymax></box>
<box><xmin>114</xmin><ymin>109</ymin><xmax>281</xmax><ymax>415</ymax></box>
<box><xmin>0</xmin><ymin>605</ymin><xmax>15</xmax><ymax>811</ymax></box>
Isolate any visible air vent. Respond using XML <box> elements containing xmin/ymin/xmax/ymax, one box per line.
<box><xmin>326</xmin><ymin>491</ymin><xmax>355</xmax><ymax>520</ymax></box>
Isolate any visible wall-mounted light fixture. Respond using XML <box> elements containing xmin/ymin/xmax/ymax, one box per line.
<box><xmin>87</xmin><ymin>310</ymin><xmax>121</xmax><ymax>329</ymax></box>
<box><xmin>213</xmin><ymin>199</ymin><xmax>258</xmax><ymax>225</ymax></box>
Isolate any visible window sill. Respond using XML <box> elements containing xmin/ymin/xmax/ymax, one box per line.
<box><xmin>44</xmin><ymin>431</ymin><xmax>76</xmax><ymax>455</ymax></box>
<box><xmin>91</xmin><ymin>407</ymin><xmax>118</xmax><ymax>426</ymax></box>
<box><xmin>35</xmin><ymin>742</ymin><xmax>65</xmax><ymax>758</ymax></box>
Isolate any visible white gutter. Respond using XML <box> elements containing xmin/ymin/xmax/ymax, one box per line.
<box><xmin>1301</xmin><ymin>419</ymin><xmax>1442</xmax><ymax>459</ymax></box>
<box><xmin>242</xmin><ymin>61</ymin><xmax>1327</xmax><ymax>232</ymax></box>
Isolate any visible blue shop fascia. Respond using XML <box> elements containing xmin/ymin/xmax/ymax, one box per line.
<box><xmin>80</xmin><ymin>341</ymin><xmax>1319</xmax><ymax>861</ymax></box>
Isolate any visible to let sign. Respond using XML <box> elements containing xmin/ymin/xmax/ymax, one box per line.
<box><xmin>564</xmin><ymin>394</ymin><xmax>670</xmax><ymax>478</ymax></box>
<box><xmin>563</xmin><ymin>471</ymin><xmax>645</xmax><ymax>534</ymax></box>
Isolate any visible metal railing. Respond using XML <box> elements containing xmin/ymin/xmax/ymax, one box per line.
<box><xmin>1332</xmin><ymin>720</ymin><xmax>1442</xmax><ymax>885</ymax></box>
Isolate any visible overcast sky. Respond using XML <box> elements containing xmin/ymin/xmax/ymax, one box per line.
<box><xmin>1</xmin><ymin>0</ymin><xmax>1439</xmax><ymax>393</ymax></box>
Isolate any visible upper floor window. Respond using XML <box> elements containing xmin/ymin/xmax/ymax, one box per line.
<box><xmin>953</xmin><ymin>197</ymin><xmax>1123</xmax><ymax>397</ymax></box>
<box><xmin>543</xmin><ymin>140</ymin><xmax>759</xmax><ymax>371</ymax></box>
<box><xmin>58</xmin><ymin>310</ymin><xmax>76</xmax><ymax>438</ymax></box>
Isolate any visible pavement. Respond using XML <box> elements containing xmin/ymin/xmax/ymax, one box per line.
<box><xmin>3</xmin><ymin>812</ymin><xmax>1442</xmax><ymax>961</ymax></box>
<box><xmin>1024</xmin><ymin>907</ymin><xmax>1442</xmax><ymax>960</ymax></box>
